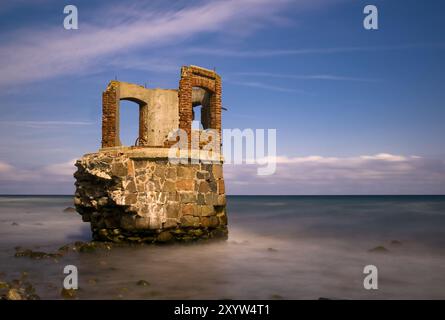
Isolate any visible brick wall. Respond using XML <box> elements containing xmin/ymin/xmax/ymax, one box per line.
<box><xmin>138</xmin><ymin>103</ymin><xmax>148</xmax><ymax>146</ymax></box>
<box><xmin>177</xmin><ymin>66</ymin><xmax>222</xmax><ymax>148</ymax></box>
<box><xmin>101</xmin><ymin>81</ymin><xmax>120</xmax><ymax>148</ymax></box>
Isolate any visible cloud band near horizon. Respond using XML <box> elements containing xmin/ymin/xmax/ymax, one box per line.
<box><xmin>0</xmin><ymin>153</ymin><xmax>444</xmax><ymax>195</ymax></box>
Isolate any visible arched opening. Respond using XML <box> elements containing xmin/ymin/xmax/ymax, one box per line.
<box><xmin>101</xmin><ymin>81</ymin><xmax>156</xmax><ymax>148</ymax></box>
<box><xmin>192</xmin><ymin>87</ymin><xmax>212</xmax><ymax>130</ymax></box>
<box><xmin>192</xmin><ymin>105</ymin><xmax>203</xmax><ymax>130</ymax></box>
<box><xmin>119</xmin><ymin>100</ymin><xmax>140</xmax><ymax>147</ymax></box>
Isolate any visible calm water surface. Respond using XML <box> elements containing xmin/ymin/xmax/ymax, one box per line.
<box><xmin>0</xmin><ymin>195</ymin><xmax>444</xmax><ymax>299</ymax></box>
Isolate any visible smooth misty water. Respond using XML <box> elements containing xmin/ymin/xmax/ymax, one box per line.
<box><xmin>0</xmin><ymin>195</ymin><xmax>444</xmax><ymax>299</ymax></box>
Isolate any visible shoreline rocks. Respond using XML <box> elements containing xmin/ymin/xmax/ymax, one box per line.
<box><xmin>91</xmin><ymin>226</ymin><xmax>228</xmax><ymax>243</ymax></box>
<box><xmin>0</xmin><ymin>278</ymin><xmax>40</xmax><ymax>300</ymax></box>
<box><xmin>14</xmin><ymin>247</ymin><xmax>63</xmax><ymax>260</ymax></box>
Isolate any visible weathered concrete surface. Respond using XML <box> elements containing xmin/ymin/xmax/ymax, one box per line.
<box><xmin>103</xmin><ymin>81</ymin><xmax>179</xmax><ymax>147</ymax></box>
<box><xmin>145</xmin><ymin>88</ymin><xmax>179</xmax><ymax>146</ymax></box>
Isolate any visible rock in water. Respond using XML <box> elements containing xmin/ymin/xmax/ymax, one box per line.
<box><xmin>368</xmin><ymin>245</ymin><xmax>389</xmax><ymax>253</ymax></box>
<box><xmin>61</xmin><ymin>288</ymin><xmax>77</xmax><ymax>299</ymax></box>
<box><xmin>157</xmin><ymin>231</ymin><xmax>173</xmax><ymax>243</ymax></box>
<box><xmin>6</xmin><ymin>289</ymin><xmax>22</xmax><ymax>300</ymax></box>
<box><xmin>63</xmin><ymin>207</ymin><xmax>76</xmax><ymax>213</ymax></box>
<box><xmin>136</xmin><ymin>280</ymin><xmax>150</xmax><ymax>287</ymax></box>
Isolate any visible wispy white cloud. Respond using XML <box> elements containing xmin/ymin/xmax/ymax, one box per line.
<box><xmin>0</xmin><ymin>158</ymin><xmax>77</xmax><ymax>194</ymax></box>
<box><xmin>0</xmin><ymin>0</ymin><xmax>296</xmax><ymax>87</ymax></box>
<box><xmin>42</xmin><ymin>159</ymin><xmax>77</xmax><ymax>177</ymax></box>
<box><xmin>107</xmin><ymin>55</ymin><xmax>180</xmax><ymax>74</ymax></box>
<box><xmin>186</xmin><ymin>43</ymin><xmax>445</xmax><ymax>58</ymax></box>
<box><xmin>0</xmin><ymin>121</ymin><xmax>94</xmax><ymax>129</ymax></box>
<box><xmin>224</xmin><ymin>153</ymin><xmax>445</xmax><ymax>195</ymax></box>
<box><xmin>0</xmin><ymin>159</ymin><xmax>76</xmax><ymax>183</ymax></box>
<box><xmin>2</xmin><ymin>154</ymin><xmax>445</xmax><ymax>195</ymax></box>
<box><xmin>0</xmin><ymin>162</ymin><xmax>15</xmax><ymax>173</ymax></box>
<box><xmin>226</xmin><ymin>80</ymin><xmax>305</xmax><ymax>93</ymax></box>
<box><xmin>0</xmin><ymin>161</ymin><xmax>40</xmax><ymax>182</ymax></box>
<box><xmin>230</xmin><ymin>71</ymin><xmax>380</xmax><ymax>82</ymax></box>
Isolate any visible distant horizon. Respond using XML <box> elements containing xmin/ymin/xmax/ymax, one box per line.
<box><xmin>1</xmin><ymin>194</ymin><xmax>445</xmax><ymax>197</ymax></box>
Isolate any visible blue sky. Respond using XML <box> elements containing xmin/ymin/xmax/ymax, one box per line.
<box><xmin>0</xmin><ymin>0</ymin><xmax>444</xmax><ymax>194</ymax></box>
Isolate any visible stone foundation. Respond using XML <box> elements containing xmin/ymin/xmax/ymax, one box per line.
<box><xmin>74</xmin><ymin>148</ymin><xmax>228</xmax><ymax>243</ymax></box>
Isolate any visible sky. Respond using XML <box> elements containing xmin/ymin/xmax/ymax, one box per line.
<box><xmin>0</xmin><ymin>0</ymin><xmax>444</xmax><ymax>194</ymax></box>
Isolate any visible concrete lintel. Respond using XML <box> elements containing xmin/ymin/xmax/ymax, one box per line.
<box><xmin>98</xmin><ymin>146</ymin><xmax>224</xmax><ymax>162</ymax></box>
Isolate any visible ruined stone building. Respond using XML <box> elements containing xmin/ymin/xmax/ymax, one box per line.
<box><xmin>74</xmin><ymin>66</ymin><xmax>227</xmax><ymax>243</ymax></box>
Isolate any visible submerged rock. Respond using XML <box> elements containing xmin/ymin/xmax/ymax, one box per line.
<box><xmin>61</xmin><ymin>288</ymin><xmax>77</xmax><ymax>299</ymax></box>
<box><xmin>6</xmin><ymin>288</ymin><xmax>22</xmax><ymax>300</ymax></box>
<box><xmin>15</xmin><ymin>250</ymin><xmax>42</xmax><ymax>259</ymax></box>
<box><xmin>14</xmin><ymin>247</ymin><xmax>62</xmax><ymax>259</ymax></box>
<box><xmin>157</xmin><ymin>231</ymin><xmax>173</xmax><ymax>243</ymax></box>
<box><xmin>136</xmin><ymin>280</ymin><xmax>150</xmax><ymax>287</ymax></box>
<box><xmin>0</xmin><ymin>282</ymin><xmax>9</xmax><ymax>289</ymax></box>
<box><xmin>0</xmin><ymin>278</ymin><xmax>40</xmax><ymax>300</ymax></box>
<box><xmin>63</xmin><ymin>207</ymin><xmax>77</xmax><ymax>213</ymax></box>
<box><xmin>78</xmin><ymin>242</ymin><xmax>97</xmax><ymax>253</ymax></box>
<box><xmin>368</xmin><ymin>245</ymin><xmax>389</xmax><ymax>253</ymax></box>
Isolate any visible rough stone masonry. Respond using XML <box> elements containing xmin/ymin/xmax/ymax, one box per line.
<box><xmin>73</xmin><ymin>66</ymin><xmax>228</xmax><ymax>243</ymax></box>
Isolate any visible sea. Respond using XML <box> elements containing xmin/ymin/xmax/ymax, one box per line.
<box><xmin>0</xmin><ymin>195</ymin><xmax>444</xmax><ymax>299</ymax></box>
